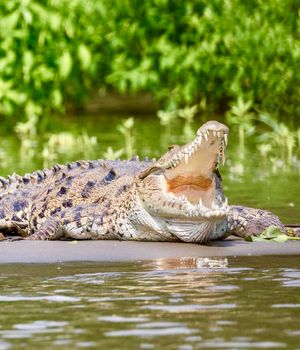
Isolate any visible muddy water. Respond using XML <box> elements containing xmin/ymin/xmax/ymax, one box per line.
<box><xmin>0</xmin><ymin>257</ymin><xmax>299</xmax><ymax>349</ymax></box>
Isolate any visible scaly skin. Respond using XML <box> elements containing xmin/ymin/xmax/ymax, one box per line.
<box><xmin>0</xmin><ymin>121</ymin><xmax>287</xmax><ymax>242</ymax></box>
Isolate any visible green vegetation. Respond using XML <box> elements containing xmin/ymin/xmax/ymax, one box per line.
<box><xmin>1</xmin><ymin>0</ymin><xmax>300</xmax><ymax>128</ymax></box>
<box><xmin>245</xmin><ymin>225</ymin><xmax>300</xmax><ymax>242</ymax></box>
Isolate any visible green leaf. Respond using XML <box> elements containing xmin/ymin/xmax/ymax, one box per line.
<box><xmin>272</xmin><ymin>234</ymin><xmax>289</xmax><ymax>243</ymax></box>
<box><xmin>59</xmin><ymin>51</ymin><xmax>72</xmax><ymax>79</ymax></box>
<box><xmin>78</xmin><ymin>44</ymin><xmax>92</xmax><ymax>71</ymax></box>
<box><xmin>51</xmin><ymin>89</ymin><xmax>63</xmax><ymax>109</ymax></box>
<box><xmin>260</xmin><ymin>225</ymin><xmax>283</xmax><ymax>239</ymax></box>
<box><xmin>247</xmin><ymin>225</ymin><xmax>292</xmax><ymax>243</ymax></box>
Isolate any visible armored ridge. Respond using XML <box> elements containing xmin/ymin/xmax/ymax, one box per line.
<box><xmin>0</xmin><ymin>121</ymin><xmax>287</xmax><ymax>243</ymax></box>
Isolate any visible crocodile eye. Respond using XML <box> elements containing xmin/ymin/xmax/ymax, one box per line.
<box><xmin>168</xmin><ymin>145</ymin><xmax>176</xmax><ymax>151</ymax></box>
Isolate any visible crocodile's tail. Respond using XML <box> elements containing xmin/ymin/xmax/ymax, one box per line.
<box><xmin>0</xmin><ymin>167</ymin><xmax>61</xmax><ymax>198</ymax></box>
<box><xmin>0</xmin><ymin>160</ymin><xmax>103</xmax><ymax>198</ymax></box>
<box><xmin>0</xmin><ymin>173</ymin><xmax>24</xmax><ymax>194</ymax></box>
<box><xmin>228</xmin><ymin>205</ymin><xmax>287</xmax><ymax>238</ymax></box>
<box><xmin>0</xmin><ymin>157</ymin><xmax>152</xmax><ymax>199</ymax></box>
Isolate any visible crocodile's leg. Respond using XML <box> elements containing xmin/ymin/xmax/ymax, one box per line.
<box><xmin>26</xmin><ymin>217</ymin><xmax>63</xmax><ymax>240</ymax></box>
<box><xmin>228</xmin><ymin>205</ymin><xmax>287</xmax><ymax>238</ymax></box>
<box><xmin>0</xmin><ymin>220</ymin><xmax>29</xmax><ymax>237</ymax></box>
<box><xmin>26</xmin><ymin>204</ymin><xmax>114</xmax><ymax>240</ymax></box>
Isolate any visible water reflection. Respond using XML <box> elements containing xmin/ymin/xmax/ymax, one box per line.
<box><xmin>152</xmin><ymin>257</ymin><xmax>229</xmax><ymax>270</ymax></box>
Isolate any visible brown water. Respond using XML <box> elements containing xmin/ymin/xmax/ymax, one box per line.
<box><xmin>0</xmin><ymin>257</ymin><xmax>300</xmax><ymax>349</ymax></box>
<box><xmin>0</xmin><ymin>113</ymin><xmax>299</xmax><ymax>349</ymax></box>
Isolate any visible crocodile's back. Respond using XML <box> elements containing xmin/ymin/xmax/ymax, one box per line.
<box><xmin>0</xmin><ymin>158</ymin><xmax>152</xmax><ymax>237</ymax></box>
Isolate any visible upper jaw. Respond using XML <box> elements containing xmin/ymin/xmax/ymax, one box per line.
<box><xmin>163</xmin><ymin>121</ymin><xmax>229</xmax><ymax>170</ymax></box>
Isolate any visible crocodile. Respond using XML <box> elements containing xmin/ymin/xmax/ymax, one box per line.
<box><xmin>0</xmin><ymin>120</ymin><xmax>287</xmax><ymax>243</ymax></box>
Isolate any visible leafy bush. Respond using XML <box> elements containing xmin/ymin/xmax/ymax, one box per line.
<box><xmin>1</xmin><ymin>0</ymin><xmax>300</xmax><ymax>127</ymax></box>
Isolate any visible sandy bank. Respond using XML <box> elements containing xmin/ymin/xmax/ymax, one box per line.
<box><xmin>0</xmin><ymin>237</ymin><xmax>299</xmax><ymax>263</ymax></box>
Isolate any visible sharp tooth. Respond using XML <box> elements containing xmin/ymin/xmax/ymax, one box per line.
<box><xmin>224</xmin><ymin>133</ymin><xmax>228</xmax><ymax>146</ymax></box>
<box><xmin>198</xmin><ymin>135</ymin><xmax>202</xmax><ymax>145</ymax></box>
<box><xmin>204</xmin><ymin>132</ymin><xmax>208</xmax><ymax>141</ymax></box>
<box><xmin>216</xmin><ymin>131</ymin><xmax>220</xmax><ymax>137</ymax></box>
<box><xmin>212</xmin><ymin>200</ymin><xmax>216</xmax><ymax>210</ymax></box>
<box><xmin>184</xmin><ymin>154</ymin><xmax>189</xmax><ymax>164</ymax></box>
<box><xmin>199</xmin><ymin>198</ymin><xmax>203</xmax><ymax>207</ymax></box>
<box><xmin>222</xmin><ymin>151</ymin><xmax>226</xmax><ymax>165</ymax></box>
<box><xmin>213</xmin><ymin>131</ymin><xmax>216</xmax><ymax>137</ymax></box>
<box><xmin>225</xmin><ymin>197</ymin><xmax>228</xmax><ymax>206</ymax></box>
<box><xmin>205</xmin><ymin>211</ymin><xmax>211</xmax><ymax>218</ymax></box>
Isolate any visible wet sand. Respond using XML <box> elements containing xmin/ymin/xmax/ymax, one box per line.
<box><xmin>0</xmin><ymin>237</ymin><xmax>299</xmax><ymax>263</ymax></box>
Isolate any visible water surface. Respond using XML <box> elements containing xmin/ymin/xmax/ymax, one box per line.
<box><xmin>0</xmin><ymin>257</ymin><xmax>299</xmax><ymax>349</ymax></box>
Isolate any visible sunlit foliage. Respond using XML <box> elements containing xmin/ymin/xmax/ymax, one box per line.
<box><xmin>1</xmin><ymin>0</ymin><xmax>300</xmax><ymax>127</ymax></box>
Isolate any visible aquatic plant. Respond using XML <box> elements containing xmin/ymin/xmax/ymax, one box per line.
<box><xmin>158</xmin><ymin>104</ymin><xmax>198</xmax><ymax>141</ymax></box>
<box><xmin>258</xmin><ymin>113</ymin><xmax>297</xmax><ymax>166</ymax></box>
<box><xmin>177</xmin><ymin>104</ymin><xmax>198</xmax><ymax>141</ymax></box>
<box><xmin>42</xmin><ymin>132</ymin><xmax>97</xmax><ymax>167</ymax></box>
<box><xmin>226</xmin><ymin>98</ymin><xmax>255</xmax><ymax>154</ymax></box>
<box><xmin>297</xmin><ymin>129</ymin><xmax>300</xmax><ymax>150</ymax></box>
<box><xmin>157</xmin><ymin>110</ymin><xmax>177</xmax><ymax>125</ymax></box>
<box><xmin>103</xmin><ymin>147</ymin><xmax>124</xmax><ymax>161</ymax></box>
<box><xmin>14</xmin><ymin>112</ymin><xmax>39</xmax><ymax>162</ymax></box>
<box><xmin>117</xmin><ymin>117</ymin><xmax>136</xmax><ymax>159</ymax></box>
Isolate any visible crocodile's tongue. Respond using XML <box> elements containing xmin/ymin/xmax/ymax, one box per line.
<box><xmin>164</xmin><ymin>143</ymin><xmax>217</xmax><ymax>207</ymax></box>
<box><xmin>167</xmin><ymin>175</ymin><xmax>212</xmax><ymax>190</ymax></box>
<box><xmin>166</xmin><ymin>175</ymin><xmax>215</xmax><ymax>207</ymax></box>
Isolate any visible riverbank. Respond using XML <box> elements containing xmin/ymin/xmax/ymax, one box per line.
<box><xmin>0</xmin><ymin>237</ymin><xmax>299</xmax><ymax>264</ymax></box>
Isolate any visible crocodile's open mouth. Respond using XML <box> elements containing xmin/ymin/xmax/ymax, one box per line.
<box><xmin>163</xmin><ymin>122</ymin><xmax>229</xmax><ymax>219</ymax></box>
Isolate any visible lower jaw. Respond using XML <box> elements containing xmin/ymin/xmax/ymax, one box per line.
<box><xmin>168</xmin><ymin>186</ymin><xmax>214</xmax><ymax>207</ymax></box>
<box><xmin>165</xmin><ymin>216</ymin><xmax>228</xmax><ymax>243</ymax></box>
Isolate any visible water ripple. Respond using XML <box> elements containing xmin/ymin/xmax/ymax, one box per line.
<box><xmin>280</xmin><ymin>269</ymin><xmax>300</xmax><ymax>287</ymax></box>
<box><xmin>0</xmin><ymin>321</ymin><xmax>68</xmax><ymax>339</ymax></box>
<box><xmin>143</xmin><ymin>303</ymin><xmax>236</xmax><ymax>312</ymax></box>
<box><xmin>198</xmin><ymin>340</ymin><xmax>286</xmax><ymax>348</ymax></box>
<box><xmin>272</xmin><ymin>303</ymin><xmax>300</xmax><ymax>308</ymax></box>
<box><xmin>49</xmin><ymin>272</ymin><xmax>121</xmax><ymax>285</ymax></box>
<box><xmin>98</xmin><ymin>315</ymin><xmax>149</xmax><ymax>323</ymax></box>
<box><xmin>105</xmin><ymin>321</ymin><xmax>197</xmax><ymax>337</ymax></box>
<box><xmin>0</xmin><ymin>295</ymin><xmax>80</xmax><ymax>302</ymax></box>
